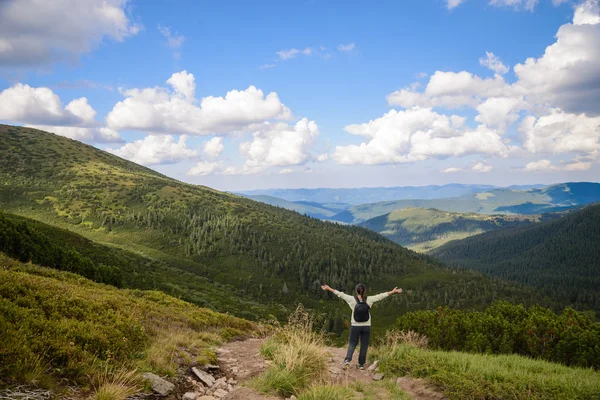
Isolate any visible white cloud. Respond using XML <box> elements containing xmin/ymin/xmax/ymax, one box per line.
<box><xmin>0</xmin><ymin>83</ymin><xmax>122</xmax><ymax>143</ymax></box>
<box><xmin>278</xmin><ymin>168</ymin><xmax>293</xmax><ymax>174</ymax></box>
<box><xmin>479</xmin><ymin>51</ymin><xmax>510</xmax><ymax>75</ymax></box>
<box><xmin>203</xmin><ymin>137</ymin><xmax>224</xmax><ymax>159</ymax></box>
<box><xmin>166</xmin><ymin>70</ymin><xmax>195</xmax><ymax>100</ymax></box>
<box><xmin>316</xmin><ymin>153</ymin><xmax>329</xmax><ymax>162</ymax></box>
<box><xmin>107</xmin><ymin>135</ymin><xmax>197</xmax><ymax>166</ymax></box>
<box><xmin>471</xmin><ymin>161</ymin><xmax>493</xmax><ymax>172</ymax></box>
<box><xmin>276</xmin><ymin>47</ymin><xmax>312</xmax><ymax>61</ymax></box>
<box><xmin>524</xmin><ymin>159</ymin><xmax>555</xmax><ymax>172</ymax></box>
<box><xmin>489</xmin><ymin>0</ymin><xmax>539</xmax><ymax>11</ymax></box>
<box><xmin>524</xmin><ymin>159</ymin><xmax>592</xmax><ymax>172</ymax></box>
<box><xmin>520</xmin><ymin>109</ymin><xmax>600</xmax><ymax>154</ymax></box>
<box><xmin>333</xmin><ymin>107</ymin><xmax>509</xmax><ymax>165</ymax></box>
<box><xmin>442</xmin><ymin>167</ymin><xmax>465</xmax><ymax>173</ymax></box>
<box><xmin>514</xmin><ymin>1</ymin><xmax>600</xmax><ymax>115</ymax></box>
<box><xmin>0</xmin><ymin>0</ymin><xmax>140</xmax><ymax>66</ymax></box>
<box><xmin>106</xmin><ymin>71</ymin><xmax>293</xmax><ymax>135</ymax></box>
<box><xmin>158</xmin><ymin>25</ymin><xmax>184</xmax><ymax>59</ymax></box>
<box><xmin>260</xmin><ymin>64</ymin><xmax>276</xmax><ymax>69</ymax></box>
<box><xmin>238</xmin><ymin>118</ymin><xmax>320</xmax><ymax>173</ymax></box>
<box><xmin>442</xmin><ymin>161</ymin><xmax>493</xmax><ymax>173</ymax></box>
<box><xmin>475</xmin><ymin>97</ymin><xmax>524</xmax><ymax>133</ymax></box>
<box><xmin>188</xmin><ymin>161</ymin><xmax>221</xmax><ymax>176</ymax></box>
<box><xmin>338</xmin><ymin>43</ymin><xmax>356</xmax><ymax>52</ymax></box>
<box><xmin>387</xmin><ymin>71</ymin><xmax>509</xmax><ymax>109</ymax></box>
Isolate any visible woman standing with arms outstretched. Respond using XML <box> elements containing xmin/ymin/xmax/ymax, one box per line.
<box><xmin>321</xmin><ymin>283</ymin><xmax>402</xmax><ymax>369</ymax></box>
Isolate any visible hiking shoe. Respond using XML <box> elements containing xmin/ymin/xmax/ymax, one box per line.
<box><xmin>342</xmin><ymin>360</ymin><xmax>350</xmax><ymax>370</ymax></box>
<box><xmin>357</xmin><ymin>364</ymin><xmax>365</xmax><ymax>370</ymax></box>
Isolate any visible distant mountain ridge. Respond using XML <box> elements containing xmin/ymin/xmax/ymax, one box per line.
<box><xmin>238</xmin><ymin>183</ymin><xmax>504</xmax><ymax>205</ymax></box>
<box><xmin>331</xmin><ymin>183</ymin><xmax>600</xmax><ymax>224</ymax></box>
<box><xmin>357</xmin><ymin>208</ymin><xmax>564</xmax><ymax>252</ymax></box>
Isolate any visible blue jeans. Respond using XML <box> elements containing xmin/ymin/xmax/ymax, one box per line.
<box><xmin>345</xmin><ymin>325</ymin><xmax>371</xmax><ymax>366</ymax></box>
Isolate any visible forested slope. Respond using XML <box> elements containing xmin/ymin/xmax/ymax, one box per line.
<box><xmin>432</xmin><ymin>204</ymin><xmax>600</xmax><ymax>313</ymax></box>
<box><xmin>0</xmin><ymin>125</ymin><xmax>565</xmax><ymax>333</ymax></box>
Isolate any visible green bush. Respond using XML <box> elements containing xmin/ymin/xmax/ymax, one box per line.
<box><xmin>395</xmin><ymin>301</ymin><xmax>600</xmax><ymax>368</ymax></box>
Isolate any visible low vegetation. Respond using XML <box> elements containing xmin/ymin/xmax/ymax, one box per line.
<box><xmin>394</xmin><ymin>301</ymin><xmax>600</xmax><ymax>369</ymax></box>
<box><xmin>373</xmin><ymin>331</ymin><xmax>600</xmax><ymax>400</ymax></box>
<box><xmin>0</xmin><ymin>254</ymin><xmax>258</xmax><ymax>393</ymax></box>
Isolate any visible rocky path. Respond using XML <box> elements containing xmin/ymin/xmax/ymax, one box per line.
<box><xmin>154</xmin><ymin>338</ymin><xmax>446</xmax><ymax>400</ymax></box>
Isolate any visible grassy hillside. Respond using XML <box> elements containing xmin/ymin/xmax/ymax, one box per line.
<box><xmin>358</xmin><ymin>208</ymin><xmax>560</xmax><ymax>252</ymax></box>
<box><xmin>333</xmin><ymin>183</ymin><xmax>600</xmax><ymax>224</ymax></box>
<box><xmin>0</xmin><ymin>125</ymin><xmax>571</xmax><ymax>335</ymax></box>
<box><xmin>0</xmin><ymin>254</ymin><xmax>258</xmax><ymax>390</ymax></box>
<box><xmin>432</xmin><ymin>204</ymin><xmax>600</xmax><ymax>313</ymax></box>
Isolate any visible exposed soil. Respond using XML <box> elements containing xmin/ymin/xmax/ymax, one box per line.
<box><xmin>217</xmin><ymin>338</ymin><xmax>447</xmax><ymax>400</ymax></box>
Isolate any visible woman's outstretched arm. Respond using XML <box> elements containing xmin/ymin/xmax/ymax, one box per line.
<box><xmin>368</xmin><ymin>287</ymin><xmax>403</xmax><ymax>305</ymax></box>
<box><xmin>322</xmin><ymin>284</ymin><xmax>354</xmax><ymax>303</ymax></box>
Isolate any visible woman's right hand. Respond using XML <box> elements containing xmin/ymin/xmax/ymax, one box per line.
<box><xmin>321</xmin><ymin>284</ymin><xmax>331</xmax><ymax>291</ymax></box>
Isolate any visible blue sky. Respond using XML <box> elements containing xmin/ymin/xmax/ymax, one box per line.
<box><xmin>1</xmin><ymin>0</ymin><xmax>599</xmax><ymax>190</ymax></box>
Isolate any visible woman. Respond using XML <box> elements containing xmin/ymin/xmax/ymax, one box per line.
<box><xmin>321</xmin><ymin>283</ymin><xmax>402</xmax><ymax>369</ymax></box>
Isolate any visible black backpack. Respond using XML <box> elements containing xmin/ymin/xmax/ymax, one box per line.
<box><xmin>353</xmin><ymin>296</ymin><xmax>370</xmax><ymax>322</ymax></box>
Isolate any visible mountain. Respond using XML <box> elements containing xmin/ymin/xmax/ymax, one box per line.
<box><xmin>241</xmin><ymin>194</ymin><xmax>349</xmax><ymax>220</ymax></box>
<box><xmin>0</xmin><ymin>125</ymin><xmax>564</xmax><ymax>332</ymax></box>
<box><xmin>431</xmin><ymin>204</ymin><xmax>600</xmax><ymax>313</ymax></box>
<box><xmin>238</xmin><ymin>184</ymin><xmax>500</xmax><ymax>205</ymax></box>
<box><xmin>357</xmin><ymin>208</ymin><xmax>562</xmax><ymax>252</ymax></box>
<box><xmin>333</xmin><ymin>183</ymin><xmax>600</xmax><ymax>224</ymax></box>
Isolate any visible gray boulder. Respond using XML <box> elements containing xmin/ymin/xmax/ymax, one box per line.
<box><xmin>142</xmin><ymin>372</ymin><xmax>175</xmax><ymax>396</ymax></box>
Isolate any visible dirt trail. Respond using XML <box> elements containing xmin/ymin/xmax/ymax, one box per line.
<box><xmin>216</xmin><ymin>338</ymin><xmax>446</xmax><ymax>400</ymax></box>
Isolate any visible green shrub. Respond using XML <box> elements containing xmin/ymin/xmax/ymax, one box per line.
<box><xmin>395</xmin><ymin>301</ymin><xmax>600</xmax><ymax>369</ymax></box>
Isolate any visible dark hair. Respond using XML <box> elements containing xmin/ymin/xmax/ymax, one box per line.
<box><xmin>355</xmin><ymin>283</ymin><xmax>366</xmax><ymax>297</ymax></box>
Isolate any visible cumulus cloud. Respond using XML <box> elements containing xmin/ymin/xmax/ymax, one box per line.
<box><xmin>158</xmin><ymin>25</ymin><xmax>184</xmax><ymax>59</ymax></box>
<box><xmin>106</xmin><ymin>71</ymin><xmax>293</xmax><ymax>135</ymax></box>
<box><xmin>0</xmin><ymin>0</ymin><xmax>140</xmax><ymax>66</ymax></box>
<box><xmin>479</xmin><ymin>52</ymin><xmax>510</xmax><ymax>75</ymax></box>
<box><xmin>188</xmin><ymin>161</ymin><xmax>221</xmax><ymax>176</ymax></box>
<box><xmin>278</xmin><ymin>168</ymin><xmax>294</xmax><ymax>174</ymax></box>
<box><xmin>519</xmin><ymin>109</ymin><xmax>600</xmax><ymax>154</ymax></box>
<box><xmin>442</xmin><ymin>167</ymin><xmax>466</xmax><ymax>173</ymax></box>
<box><xmin>514</xmin><ymin>1</ymin><xmax>600</xmax><ymax>115</ymax></box>
<box><xmin>339</xmin><ymin>2</ymin><xmax>600</xmax><ymax>170</ymax></box>
<box><xmin>238</xmin><ymin>118</ymin><xmax>319</xmax><ymax>174</ymax></box>
<box><xmin>107</xmin><ymin>135</ymin><xmax>198</xmax><ymax>165</ymax></box>
<box><xmin>524</xmin><ymin>158</ymin><xmax>593</xmax><ymax>172</ymax></box>
<box><xmin>387</xmin><ymin>71</ymin><xmax>509</xmax><ymax>109</ymax></box>
<box><xmin>332</xmin><ymin>108</ymin><xmax>509</xmax><ymax>165</ymax></box>
<box><xmin>0</xmin><ymin>83</ymin><xmax>122</xmax><ymax>143</ymax></box>
<box><xmin>203</xmin><ymin>137</ymin><xmax>224</xmax><ymax>159</ymax></box>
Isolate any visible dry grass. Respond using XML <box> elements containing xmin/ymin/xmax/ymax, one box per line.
<box><xmin>381</xmin><ymin>330</ymin><xmax>428</xmax><ymax>349</ymax></box>
<box><xmin>255</xmin><ymin>305</ymin><xmax>329</xmax><ymax>396</ymax></box>
<box><xmin>90</xmin><ymin>368</ymin><xmax>140</xmax><ymax>400</ymax></box>
<box><xmin>138</xmin><ymin>327</ymin><xmax>221</xmax><ymax>376</ymax></box>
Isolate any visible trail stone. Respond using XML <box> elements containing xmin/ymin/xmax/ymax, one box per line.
<box><xmin>227</xmin><ymin>384</ymin><xmax>233</xmax><ymax>391</ymax></box>
<box><xmin>212</xmin><ymin>378</ymin><xmax>228</xmax><ymax>391</ymax></box>
<box><xmin>227</xmin><ymin>378</ymin><xmax>237</xmax><ymax>385</ymax></box>
<box><xmin>202</xmin><ymin>364</ymin><xmax>220</xmax><ymax>370</ymax></box>
<box><xmin>212</xmin><ymin>389</ymin><xmax>228</xmax><ymax>399</ymax></box>
<box><xmin>372</xmin><ymin>373</ymin><xmax>385</xmax><ymax>381</ymax></box>
<box><xmin>183</xmin><ymin>392</ymin><xmax>197</xmax><ymax>400</ymax></box>
<box><xmin>142</xmin><ymin>372</ymin><xmax>175</xmax><ymax>396</ymax></box>
<box><xmin>197</xmin><ymin>397</ymin><xmax>215</xmax><ymax>400</ymax></box>
<box><xmin>231</xmin><ymin>367</ymin><xmax>239</xmax><ymax>375</ymax></box>
<box><xmin>367</xmin><ymin>360</ymin><xmax>379</xmax><ymax>372</ymax></box>
<box><xmin>192</xmin><ymin>367</ymin><xmax>216</xmax><ymax>387</ymax></box>
<box><xmin>329</xmin><ymin>366</ymin><xmax>341</xmax><ymax>375</ymax></box>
